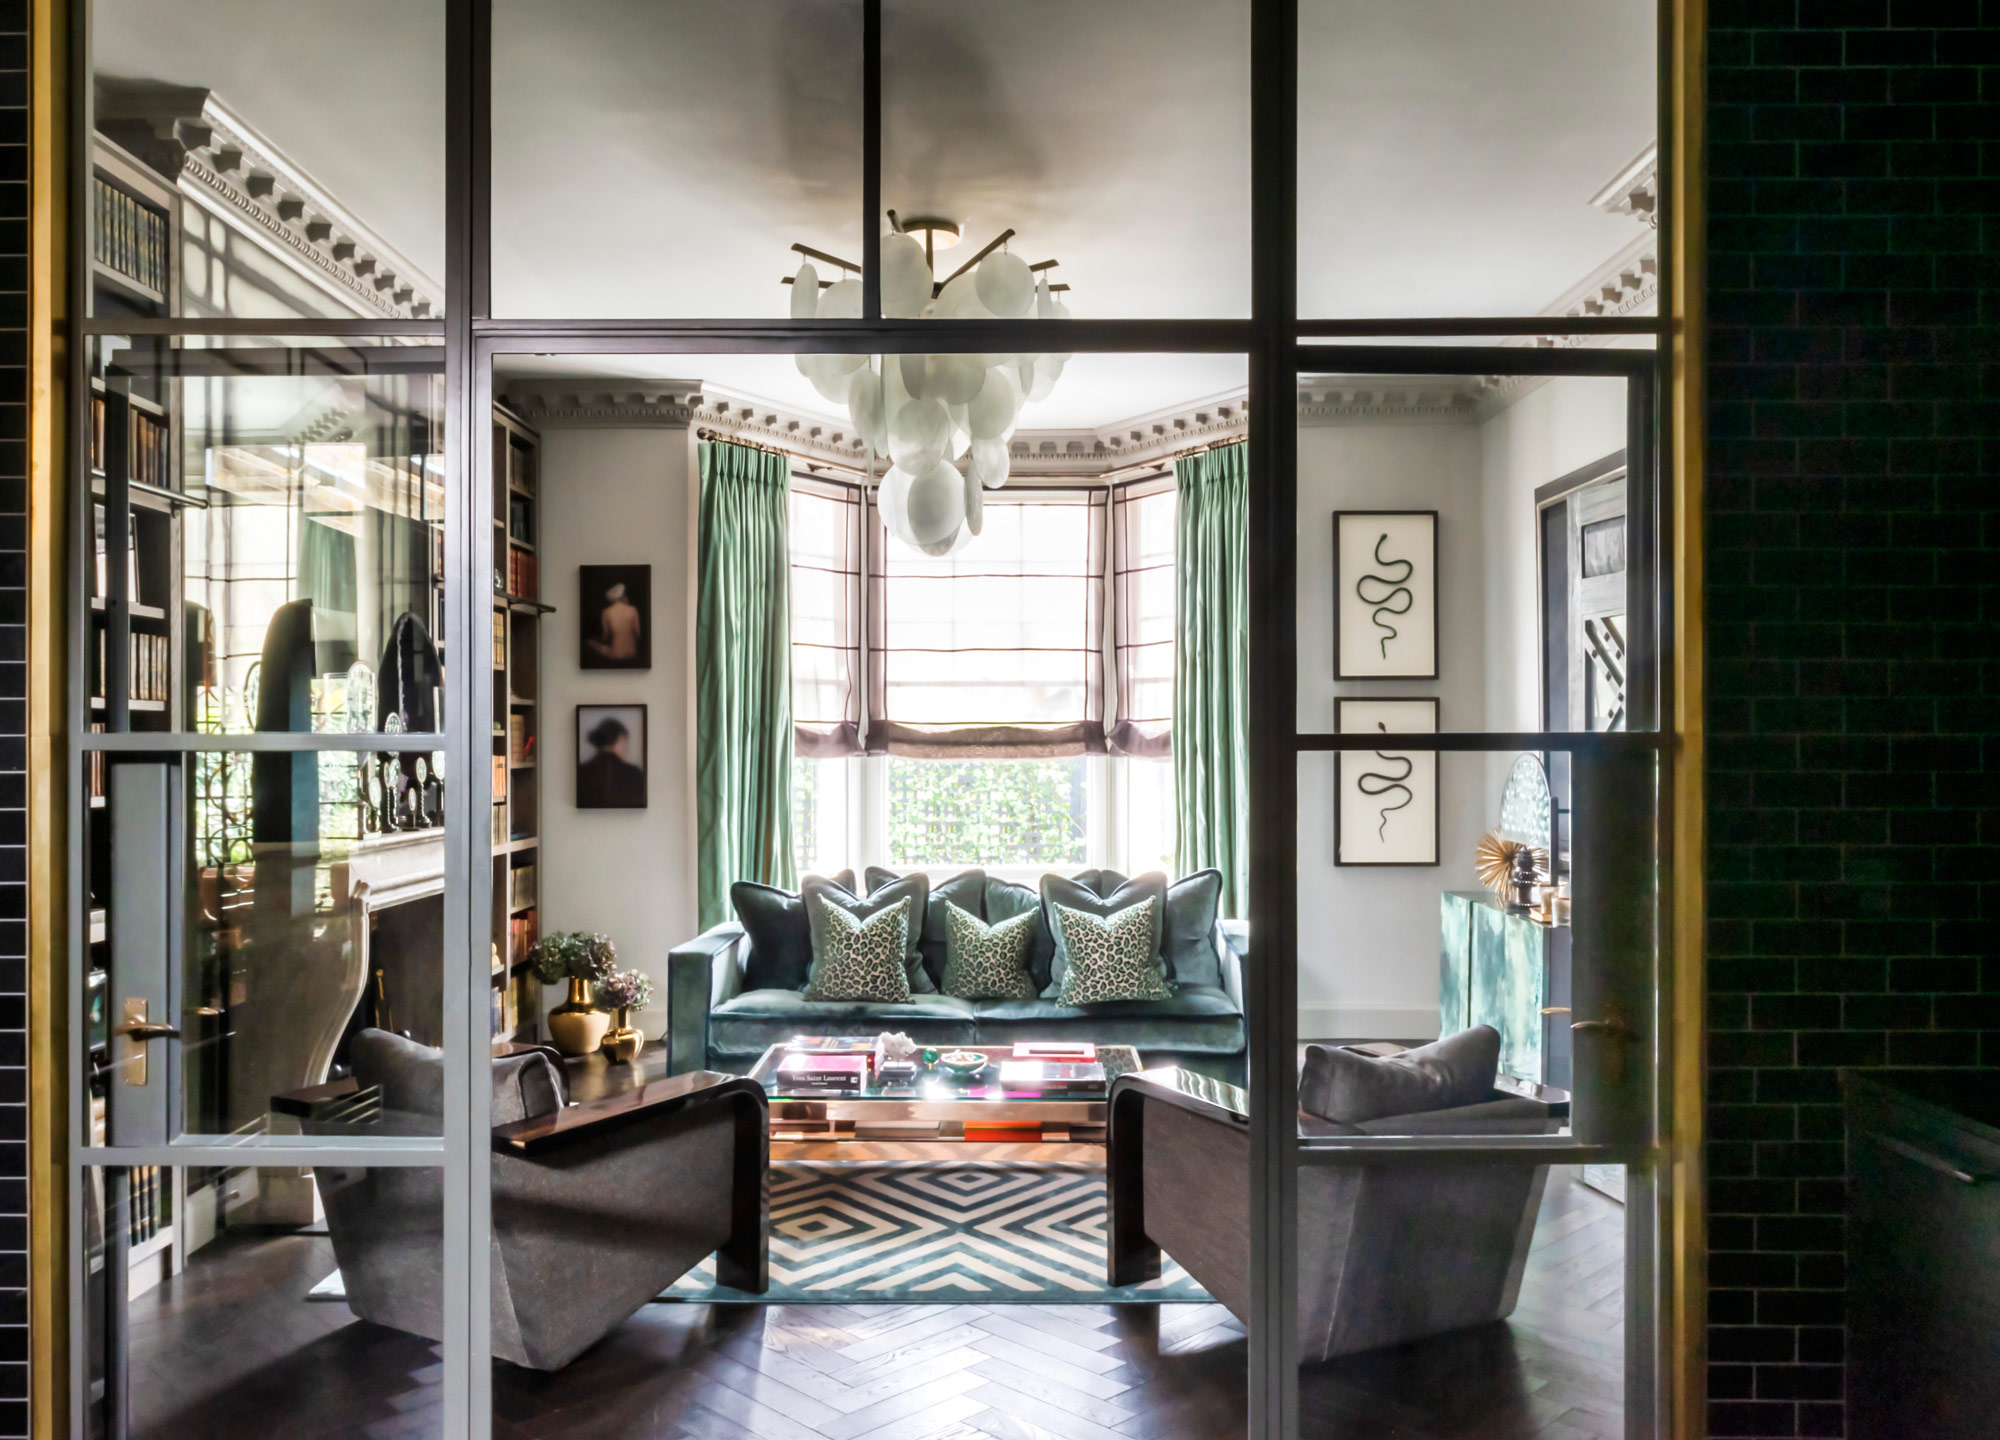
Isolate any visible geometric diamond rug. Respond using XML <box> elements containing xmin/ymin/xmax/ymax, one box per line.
<box><xmin>660</xmin><ymin>1161</ymin><xmax>1212</xmax><ymax>1305</ymax></box>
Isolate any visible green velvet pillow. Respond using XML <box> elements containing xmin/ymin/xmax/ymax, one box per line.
<box><xmin>732</xmin><ymin>870</ymin><xmax>855</xmax><ymax>992</ymax></box>
<box><xmin>803</xmin><ymin>896</ymin><xmax>913</xmax><ymax>1003</ymax></box>
<box><xmin>803</xmin><ymin>872</ymin><xmax>934</xmax><ymax>994</ymax></box>
<box><xmin>1160</xmin><ymin>869</ymin><xmax>1225</xmax><ymax>988</ymax></box>
<box><xmin>983</xmin><ymin>875</ymin><xmax>1058</xmax><ymax>990</ymax></box>
<box><xmin>940</xmin><ymin>900</ymin><xmax>1039</xmax><ymax>1000</ymax></box>
<box><xmin>1040</xmin><ymin>870</ymin><xmax>1167</xmax><ymax>998</ymax></box>
<box><xmin>1051</xmin><ymin>898</ymin><xmax>1174</xmax><ymax>1006</ymax></box>
<box><xmin>867</xmin><ymin>865</ymin><xmax>985</xmax><ymax>991</ymax></box>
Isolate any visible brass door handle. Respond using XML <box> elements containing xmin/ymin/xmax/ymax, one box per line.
<box><xmin>115</xmin><ymin>999</ymin><xmax>176</xmax><ymax>1086</ymax></box>
<box><xmin>1540</xmin><ymin>1007</ymin><xmax>1571</xmax><ymax>1015</ymax></box>
<box><xmin>1571</xmin><ymin>1018</ymin><xmax>1637</xmax><ymax>1041</ymax></box>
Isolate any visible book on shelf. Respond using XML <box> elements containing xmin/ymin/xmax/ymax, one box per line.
<box><xmin>509</xmin><ymin>864</ymin><xmax>536</xmax><ymax>911</ymax></box>
<box><xmin>492</xmin><ymin>802</ymin><xmax>507</xmax><ymax>847</ymax></box>
<box><xmin>93</xmin><ymin>175</ymin><xmax>169</xmax><ymax>296</ymax></box>
<box><xmin>88</xmin><ymin>724</ymin><xmax>106</xmax><ymax>801</ymax></box>
<box><xmin>90</xmin><ymin>397</ymin><xmax>106</xmax><ymax>474</ymax></box>
<box><xmin>506</xmin><ymin>545</ymin><xmax>537</xmax><ymax>600</ymax></box>
<box><xmin>492</xmin><ymin>609</ymin><xmax>506</xmax><ymax>668</ymax></box>
<box><xmin>100</xmin><ymin>631</ymin><xmax>171</xmax><ymax>703</ymax></box>
<box><xmin>130</xmin><ymin>412</ymin><xmax>169</xmax><ymax>490</ymax></box>
<box><xmin>507</xmin><ymin>909</ymin><xmax>538</xmax><ymax>969</ymax></box>
<box><xmin>508</xmin><ymin>714</ymin><xmax>534</xmax><ymax>765</ymax></box>
<box><xmin>509</xmin><ymin>496</ymin><xmax>532</xmax><ymax>544</ymax></box>
<box><xmin>491</xmin><ymin>756</ymin><xmax>507</xmax><ymax>801</ymax></box>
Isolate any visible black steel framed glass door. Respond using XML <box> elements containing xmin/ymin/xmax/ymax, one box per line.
<box><xmin>56</xmin><ymin>0</ymin><xmax>1691</xmax><ymax>1436</ymax></box>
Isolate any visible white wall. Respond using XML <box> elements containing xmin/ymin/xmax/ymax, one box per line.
<box><xmin>537</xmin><ymin>426</ymin><xmax>695</xmax><ymax>1038</ymax></box>
<box><xmin>1296</xmin><ymin>421</ymin><xmax>1487</xmax><ymax>1041</ymax></box>
<box><xmin>1477</xmin><ymin>377</ymin><xmax>1630</xmax><ymax>735</ymax></box>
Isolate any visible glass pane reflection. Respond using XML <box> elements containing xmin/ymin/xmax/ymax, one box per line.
<box><xmin>86</xmin><ymin>1164</ymin><xmax>443</xmax><ymax>1440</ymax></box>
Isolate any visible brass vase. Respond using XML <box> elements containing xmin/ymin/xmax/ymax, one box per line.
<box><xmin>546</xmin><ymin>976</ymin><xmax>610</xmax><ymax>1056</ymax></box>
<box><xmin>602</xmin><ymin>1005</ymin><xmax>645</xmax><ymax>1063</ymax></box>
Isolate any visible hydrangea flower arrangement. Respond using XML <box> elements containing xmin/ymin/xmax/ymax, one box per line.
<box><xmin>527</xmin><ymin>931</ymin><xmax>617</xmax><ymax>988</ymax></box>
<box><xmin>598</xmin><ymin>968</ymin><xmax>653</xmax><ymax>1012</ymax></box>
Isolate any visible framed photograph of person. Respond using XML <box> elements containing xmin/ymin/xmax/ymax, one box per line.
<box><xmin>579</xmin><ymin>564</ymin><xmax>651</xmax><ymax>670</ymax></box>
<box><xmin>576</xmin><ymin>705</ymin><xmax>648</xmax><ymax>810</ymax></box>
<box><xmin>1334</xmin><ymin>697</ymin><xmax>1439</xmax><ymax>866</ymax></box>
<box><xmin>1333</xmin><ymin>511</ymin><xmax>1438</xmax><ymax>680</ymax></box>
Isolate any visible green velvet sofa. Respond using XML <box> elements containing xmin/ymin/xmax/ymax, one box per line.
<box><xmin>667</xmin><ymin>868</ymin><xmax>1248</xmax><ymax>1085</ymax></box>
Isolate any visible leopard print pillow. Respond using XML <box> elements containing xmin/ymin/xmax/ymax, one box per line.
<box><xmin>940</xmin><ymin>901</ymin><xmax>1039</xmax><ymax>1000</ymax></box>
<box><xmin>803</xmin><ymin>895</ymin><xmax>913</xmax><ymax>1003</ymax></box>
<box><xmin>1052</xmin><ymin>898</ymin><xmax>1173</xmax><ymax>1006</ymax></box>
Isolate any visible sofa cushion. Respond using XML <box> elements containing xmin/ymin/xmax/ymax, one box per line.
<box><xmin>804</xmin><ymin>873</ymin><xmax>934</xmax><ymax>994</ymax></box>
<box><xmin>709</xmin><ymin>989</ymin><xmax>977</xmax><ymax>1059</ymax></box>
<box><xmin>983</xmin><ymin>876</ymin><xmax>1058</xmax><ymax>990</ymax></box>
<box><xmin>1040</xmin><ymin>870</ymin><xmax>1167</xmax><ymax>997</ymax></box>
<box><xmin>732</xmin><ymin>870</ymin><xmax>854</xmax><ymax>992</ymax></box>
<box><xmin>350</xmin><ymin>1028</ymin><xmax>564</xmax><ymax>1128</ymax></box>
<box><xmin>940</xmin><ymin>900</ymin><xmax>1039</xmax><ymax>1000</ymax></box>
<box><xmin>1160</xmin><ymin>869</ymin><xmax>1225</xmax><ymax>988</ymax></box>
<box><xmin>867</xmin><ymin>866</ymin><xmax>985</xmax><ymax>990</ymax></box>
<box><xmin>1052</xmin><ymin>899</ymin><xmax>1174</xmax><ymax>1005</ymax></box>
<box><xmin>970</xmin><ymin>985</ymin><xmax>1244</xmax><ymax>1055</ymax></box>
<box><xmin>803</xmin><ymin>895</ymin><xmax>913</xmax><ymax>1003</ymax></box>
<box><xmin>1297</xmin><ymin>1025</ymin><xmax>1501</xmax><ymax>1126</ymax></box>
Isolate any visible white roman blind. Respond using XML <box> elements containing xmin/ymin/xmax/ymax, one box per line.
<box><xmin>866</xmin><ymin>487</ymin><xmax>1107</xmax><ymax>757</ymax></box>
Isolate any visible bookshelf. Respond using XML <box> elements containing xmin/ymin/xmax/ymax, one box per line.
<box><xmin>491</xmin><ymin>405</ymin><xmax>550</xmax><ymax>1044</ymax></box>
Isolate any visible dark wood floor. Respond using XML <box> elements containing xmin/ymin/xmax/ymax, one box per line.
<box><xmin>126</xmin><ymin>1169</ymin><xmax>1620</xmax><ymax>1440</ymax></box>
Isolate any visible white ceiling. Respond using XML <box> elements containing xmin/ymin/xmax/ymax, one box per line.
<box><xmin>94</xmin><ymin>0</ymin><xmax>449</xmax><ymax>285</ymax></box>
<box><xmin>93</xmin><ymin>0</ymin><xmax>1655</xmax><ymax>430</ymax></box>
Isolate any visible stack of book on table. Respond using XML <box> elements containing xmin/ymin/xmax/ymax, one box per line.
<box><xmin>999</xmin><ymin>1042</ymin><xmax>1105</xmax><ymax>1093</ymax></box>
<box><xmin>776</xmin><ymin>1051</ymin><xmax>869</xmax><ymax>1090</ymax></box>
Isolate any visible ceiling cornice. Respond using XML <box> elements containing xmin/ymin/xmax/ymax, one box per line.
<box><xmin>94</xmin><ymin>80</ymin><xmax>444</xmax><ymax>321</ymax></box>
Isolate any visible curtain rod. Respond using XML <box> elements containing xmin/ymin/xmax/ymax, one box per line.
<box><xmin>699</xmin><ymin>427</ymin><xmax>1238</xmax><ymax>487</ymax></box>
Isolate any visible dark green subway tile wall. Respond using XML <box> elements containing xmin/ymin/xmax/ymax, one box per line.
<box><xmin>1705</xmin><ymin>1</ymin><xmax>2000</xmax><ymax>1436</ymax></box>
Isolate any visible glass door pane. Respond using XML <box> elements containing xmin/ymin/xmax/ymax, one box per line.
<box><xmin>1287</xmin><ymin>355</ymin><xmax>1660</xmax><ymax>1437</ymax></box>
<box><xmin>84</xmin><ymin>1162</ymin><xmax>445</xmax><ymax>1439</ymax></box>
<box><xmin>1297</xmin><ymin>0</ymin><xmax>1659</xmax><ymax>319</ymax></box>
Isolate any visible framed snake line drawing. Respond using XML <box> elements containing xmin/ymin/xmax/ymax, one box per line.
<box><xmin>1333</xmin><ymin>510</ymin><xmax>1438</xmax><ymax>679</ymax></box>
<box><xmin>1334</xmin><ymin>697</ymin><xmax>1439</xmax><ymax>866</ymax></box>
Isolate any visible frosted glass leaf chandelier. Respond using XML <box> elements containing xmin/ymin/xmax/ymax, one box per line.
<box><xmin>782</xmin><ymin>218</ymin><xmax>1071</xmax><ymax>556</ymax></box>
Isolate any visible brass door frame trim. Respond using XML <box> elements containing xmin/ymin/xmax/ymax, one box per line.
<box><xmin>1667</xmin><ymin>0</ymin><xmax>1708</xmax><ymax>1435</ymax></box>
<box><xmin>28</xmin><ymin>0</ymin><xmax>71</xmax><ymax>1435</ymax></box>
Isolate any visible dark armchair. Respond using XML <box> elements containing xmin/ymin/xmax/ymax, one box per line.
<box><xmin>286</xmin><ymin>1029</ymin><xmax>767</xmax><ymax>1370</ymax></box>
<box><xmin>1107</xmin><ymin>1052</ymin><xmax>1559</xmax><ymax>1362</ymax></box>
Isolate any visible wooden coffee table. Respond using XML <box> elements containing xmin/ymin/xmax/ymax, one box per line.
<box><xmin>746</xmin><ymin>1042</ymin><xmax>1143</xmax><ymax>1145</ymax></box>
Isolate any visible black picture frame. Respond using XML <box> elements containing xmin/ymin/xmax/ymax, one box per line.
<box><xmin>1333</xmin><ymin>510</ymin><xmax>1440</xmax><ymax>680</ymax></box>
<box><xmin>578</xmin><ymin>564</ymin><xmax>652</xmax><ymax>670</ymax></box>
<box><xmin>1333</xmin><ymin>697</ymin><xmax>1440</xmax><ymax>867</ymax></box>
<box><xmin>575</xmin><ymin>704</ymin><xmax>648</xmax><ymax>810</ymax></box>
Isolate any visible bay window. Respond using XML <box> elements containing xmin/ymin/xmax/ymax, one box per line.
<box><xmin>791</xmin><ymin>473</ymin><xmax>1175</xmax><ymax>877</ymax></box>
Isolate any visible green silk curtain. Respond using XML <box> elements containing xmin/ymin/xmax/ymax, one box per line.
<box><xmin>1173</xmin><ymin>442</ymin><xmax>1249</xmax><ymax>918</ymax></box>
<box><xmin>697</xmin><ymin>441</ymin><xmax>796</xmax><ymax>929</ymax></box>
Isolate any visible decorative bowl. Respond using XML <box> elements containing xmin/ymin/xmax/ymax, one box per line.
<box><xmin>937</xmin><ymin>1049</ymin><xmax>987</xmax><ymax>1076</ymax></box>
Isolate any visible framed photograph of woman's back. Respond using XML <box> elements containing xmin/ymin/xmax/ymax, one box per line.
<box><xmin>579</xmin><ymin>564</ymin><xmax>651</xmax><ymax>670</ymax></box>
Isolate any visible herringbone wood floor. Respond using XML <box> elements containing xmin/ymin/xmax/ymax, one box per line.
<box><xmin>125</xmin><ymin>1169</ymin><xmax>1620</xmax><ymax>1440</ymax></box>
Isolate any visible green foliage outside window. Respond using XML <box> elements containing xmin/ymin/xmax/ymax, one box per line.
<box><xmin>889</xmin><ymin>759</ymin><xmax>1085</xmax><ymax>868</ymax></box>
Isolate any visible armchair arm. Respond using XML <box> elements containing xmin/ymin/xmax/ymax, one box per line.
<box><xmin>1215</xmin><ymin>920</ymin><xmax>1248</xmax><ymax>1012</ymax></box>
<box><xmin>667</xmin><ymin>923</ymin><xmax>747</xmax><ymax>1075</ymax></box>
<box><xmin>1106</xmin><ymin>1067</ymin><xmax>1251</xmax><ymax>1296</ymax></box>
<box><xmin>491</xmin><ymin>1069</ymin><xmax>766</xmax><ymax>1156</ymax></box>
